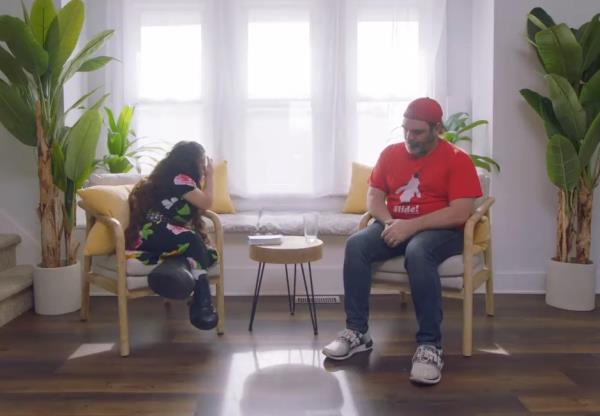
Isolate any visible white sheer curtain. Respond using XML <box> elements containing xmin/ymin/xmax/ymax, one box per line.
<box><xmin>96</xmin><ymin>0</ymin><xmax>447</xmax><ymax>199</ymax></box>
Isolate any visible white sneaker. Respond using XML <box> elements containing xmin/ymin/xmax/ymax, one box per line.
<box><xmin>409</xmin><ymin>345</ymin><xmax>444</xmax><ymax>385</ymax></box>
<box><xmin>322</xmin><ymin>329</ymin><xmax>373</xmax><ymax>360</ymax></box>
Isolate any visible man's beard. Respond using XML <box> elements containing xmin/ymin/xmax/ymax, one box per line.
<box><xmin>406</xmin><ymin>132</ymin><xmax>438</xmax><ymax>156</ymax></box>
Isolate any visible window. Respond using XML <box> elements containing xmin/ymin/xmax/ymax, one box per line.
<box><xmin>355</xmin><ymin>11</ymin><xmax>423</xmax><ymax>166</ymax></box>
<box><xmin>245</xmin><ymin>16</ymin><xmax>312</xmax><ymax>194</ymax></box>
<box><xmin>111</xmin><ymin>0</ymin><xmax>444</xmax><ymax>196</ymax></box>
<box><xmin>123</xmin><ymin>1</ymin><xmax>205</xmax><ymax>167</ymax></box>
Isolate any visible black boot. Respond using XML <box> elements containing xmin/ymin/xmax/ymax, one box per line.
<box><xmin>189</xmin><ymin>275</ymin><xmax>218</xmax><ymax>330</ymax></box>
<box><xmin>147</xmin><ymin>257</ymin><xmax>195</xmax><ymax>300</ymax></box>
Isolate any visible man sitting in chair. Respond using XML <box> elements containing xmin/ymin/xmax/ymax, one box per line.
<box><xmin>322</xmin><ymin>97</ymin><xmax>482</xmax><ymax>385</ymax></box>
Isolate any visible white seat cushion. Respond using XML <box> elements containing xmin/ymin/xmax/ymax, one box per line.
<box><xmin>92</xmin><ymin>255</ymin><xmax>221</xmax><ymax>291</ymax></box>
<box><xmin>371</xmin><ymin>253</ymin><xmax>484</xmax><ymax>291</ymax></box>
<box><xmin>373</xmin><ymin>252</ymin><xmax>484</xmax><ymax>276</ymax></box>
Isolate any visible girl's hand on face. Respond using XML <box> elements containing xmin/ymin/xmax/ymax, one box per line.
<box><xmin>205</xmin><ymin>157</ymin><xmax>214</xmax><ymax>179</ymax></box>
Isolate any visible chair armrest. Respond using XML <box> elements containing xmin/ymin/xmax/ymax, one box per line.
<box><xmin>359</xmin><ymin>212</ymin><xmax>373</xmax><ymax>230</ymax></box>
<box><xmin>464</xmin><ymin>196</ymin><xmax>495</xmax><ymax>252</ymax></box>
<box><xmin>202</xmin><ymin>209</ymin><xmax>224</xmax><ymax>264</ymax></box>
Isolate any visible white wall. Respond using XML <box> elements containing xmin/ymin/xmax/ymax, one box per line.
<box><xmin>1</xmin><ymin>0</ymin><xmax>599</xmax><ymax>293</ymax></box>
<box><xmin>446</xmin><ymin>0</ymin><xmax>473</xmax><ymax>115</ymax></box>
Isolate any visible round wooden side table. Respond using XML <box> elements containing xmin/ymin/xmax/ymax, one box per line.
<box><xmin>248</xmin><ymin>236</ymin><xmax>323</xmax><ymax>334</ymax></box>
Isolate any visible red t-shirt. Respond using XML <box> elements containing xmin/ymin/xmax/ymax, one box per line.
<box><xmin>369</xmin><ymin>140</ymin><xmax>482</xmax><ymax>220</ymax></box>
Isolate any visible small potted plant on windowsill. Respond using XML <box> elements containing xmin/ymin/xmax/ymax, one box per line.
<box><xmin>442</xmin><ymin>111</ymin><xmax>500</xmax><ymax>173</ymax></box>
<box><xmin>96</xmin><ymin>104</ymin><xmax>163</xmax><ymax>174</ymax></box>
<box><xmin>0</xmin><ymin>0</ymin><xmax>114</xmax><ymax>314</ymax></box>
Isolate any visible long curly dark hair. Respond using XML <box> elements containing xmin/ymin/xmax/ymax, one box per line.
<box><xmin>125</xmin><ymin>141</ymin><xmax>210</xmax><ymax>248</ymax></box>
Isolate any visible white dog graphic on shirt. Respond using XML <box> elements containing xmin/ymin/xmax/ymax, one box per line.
<box><xmin>394</xmin><ymin>174</ymin><xmax>421</xmax><ymax>203</ymax></box>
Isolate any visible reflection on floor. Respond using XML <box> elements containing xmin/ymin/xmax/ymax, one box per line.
<box><xmin>222</xmin><ymin>349</ymin><xmax>356</xmax><ymax>416</ymax></box>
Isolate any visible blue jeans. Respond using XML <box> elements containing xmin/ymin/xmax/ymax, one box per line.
<box><xmin>343</xmin><ymin>221</ymin><xmax>464</xmax><ymax>347</ymax></box>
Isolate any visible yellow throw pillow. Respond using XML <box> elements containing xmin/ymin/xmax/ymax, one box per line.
<box><xmin>342</xmin><ymin>162</ymin><xmax>373</xmax><ymax>214</ymax></box>
<box><xmin>210</xmin><ymin>161</ymin><xmax>236</xmax><ymax>214</ymax></box>
<box><xmin>78</xmin><ymin>185</ymin><xmax>134</xmax><ymax>256</ymax></box>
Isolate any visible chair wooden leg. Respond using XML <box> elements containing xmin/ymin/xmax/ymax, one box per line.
<box><xmin>462</xmin><ymin>291</ymin><xmax>473</xmax><ymax>357</ymax></box>
<box><xmin>485</xmin><ymin>272</ymin><xmax>495</xmax><ymax>316</ymax></box>
<box><xmin>117</xmin><ymin>293</ymin><xmax>130</xmax><ymax>357</ymax></box>
<box><xmin>400</xmin><ymin>291</ymin><xmax>407</xmax><ymax>306</ymax></box>
<box><xmin>80</xmin><ymin>257</ymin><xmax>91</xmax><ymax>321</ymax></box>
<box><xmin>216</xmin><ymin>280</ymin><xmax>225</xmax><ymax>335</ymax></box>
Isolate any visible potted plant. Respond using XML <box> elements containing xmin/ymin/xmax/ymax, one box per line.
<box><xmin>97</xmin><ymin>104</ymin><xmax>162</xmax><ymax>173</ymax></box>
<box><xmin>520</xmin><ymin>8</ymin><xmax>600</xmax><ymax>311</ymax></box>
<box><xmin>0</xmin><ymin>0</ymin><xmax>113</xmax><ymax>314</ymax></box>
<box><xmin>442</xmin><ymin>112</ymin><xmax>500</xmax><ymax>172</ymax></box>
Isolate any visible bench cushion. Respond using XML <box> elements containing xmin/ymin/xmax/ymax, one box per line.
<box><xmin>215</xmin><ymin>211</ymin><xmax>362</xmax><ymax>236</ymax></box>
<box><xmin>92</xmin><ymin>255</ymin><xmax>221</xmax><ymax>291</ymax></box>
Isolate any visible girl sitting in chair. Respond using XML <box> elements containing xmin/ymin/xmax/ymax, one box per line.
<box><xmin>125</xmin><ymin>141</ymin><xmax>219</xmax><ymax>330</ymax></box>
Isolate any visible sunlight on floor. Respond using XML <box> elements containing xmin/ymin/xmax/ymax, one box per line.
<box><xmin>68</xmin><ymin>343</ymin><xmax>115</xmax><ymax>360</ymax></box>
<box><xmin>479</xmin><ymin>343</ymin><xmax>510</xmax><ymax>356</ymax></box>
<box><xmin>220</xmin><ymin>349</ymin><xmax>359</xmax><ymax>416</ymax></box>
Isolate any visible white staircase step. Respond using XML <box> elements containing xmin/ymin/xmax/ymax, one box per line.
<box><xmin>0</xmin><ymin>234</ymin><xmax>21</xmax><ymax>251</ymax></box>
<box><xmin>0</xmin><ymin>265</ymin><xmax>33</xmax><ymax>301</ymax></box>
<box><xmin>0</xmin><ymin>265</ymin><xmax>34</xmax><ymax>327</ymax></box>
<box><xmin>0</xmin><ymin>234</ymin><xmax>21</xmax><ymax>272</ymax></box>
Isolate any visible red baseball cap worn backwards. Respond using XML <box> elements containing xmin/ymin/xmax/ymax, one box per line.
<box><xmin>403</xmin><ymin>97</ymin><xmax>443</xmax><ymax>123</ymax></box>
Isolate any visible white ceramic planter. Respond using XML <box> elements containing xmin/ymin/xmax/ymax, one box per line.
<box><xmin>33</xmin><ymin>261</ymin><xmax>81</xmax><ymax>315</ymax></box>
<box><xmin>546</xmin><ymin>259</ymin><xmax>596</xmax><ymax>311</ymax></box>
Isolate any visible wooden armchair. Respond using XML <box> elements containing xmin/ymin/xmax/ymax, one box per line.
<box><xmin>360</xmin><ymin>194</ymin><xmax>494</xmax><ymax>357</ymax></box>
<box><xmin>79</xmin><ymin>201</ymin><xmax>225</xmax><ymax>357</ymax></box>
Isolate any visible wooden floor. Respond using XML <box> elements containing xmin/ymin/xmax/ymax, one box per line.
<box><xmin>1</xmin><ymin>294</ymin><xmax>600</xmax><ymax>415</ymax></box>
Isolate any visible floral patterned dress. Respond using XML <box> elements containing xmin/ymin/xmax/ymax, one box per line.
<box><xmin>128</xmin><ymin>172</ymin><xmax>218</xmax><ymax>271</ymax></box>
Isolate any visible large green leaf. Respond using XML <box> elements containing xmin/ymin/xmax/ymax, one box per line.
<box><xmin>21</xmin><ymin>1</ymin><xmax>30</xmax><ymax>25</ymax></box>
<box><xmin>30</xmin><ymin>0</ymin><xmax>56</xmax><ymax>46</ymax></box>
<box><xmin>0</xmin><ymin>80</ymin><xmax>36</xmax><ymax>146</ymax></box>
<box><xmin>44</xmin><ymin>0</ymin><xmax>84</xmax><ymax>80</ymax></box>
<box><xmin>578</xmin><ymin>14</ymin><xmax>600</xmax><ymax>73</ymax></box>
<box><xmin>0</xmin><ymin>16</ymin><xmax>48</xmax><ymax>76</ymax></box>
<box><xmin>519</xmin><ymin>88</ymin><xmax>563</xmax><ymax>138</ymax></box>
<box><xmin>535</xmin><ymin>23</ymin><xmax>582</xmax><ymax>85</ymax></box>
<box><xmin>59</xmin><ymin>29</ymin><xmax>113</xmax><ymax>84</ymax></box>
<box><xmin>546</xmin><ymin>134</ymin><xmax>580</xmax><ymax>191</ymax></box>
<box><xmin>579</xmin><ymin>111</ymin><xmax>600</xmax><ymax>169</ymax></box>
<box><xmin>0</xmin><ymin>46</ymin><xmax>28</xmax><ymax>86</ymax></box>
<box><xmin>64</xmin><ymin>86</ymin><xmax>100</xmax><ymax>115</ymax></box>
<box><xmin>87</xmin><ymin>93</ymin><xmax>109</xmax><ymax>113</ymax></box>
<box><xmin>581</xmin><ymin>70</ymin><xmax>600</xmax><ymax>128</ymax></box>
<box><xmin>546</xmin><ymin>74</ymin><xmax>586</xmax><ymax>142</ymax></box>
<box><xmin>78</xmin><ymin>56</ymin><xmax>113</xmax><ymax>72</ymax></box>
<box><xmin>580</xmin><ymin>69</ymin><xmax>600</xmax><ymax>108</ymax></box>
<box><xmin>527</xmin><ymin>7</ymin><xmax>556</xmax><ymax>44</ymax></box>
<box><xmin>64</xmin><ymin>108</ymin><xmax>102</xmax><ymax>182</ymax></box>
<box><xmin>74</xmin><ymin>163</ymin><xmax>94</xmax><ymax>190</ymax></box>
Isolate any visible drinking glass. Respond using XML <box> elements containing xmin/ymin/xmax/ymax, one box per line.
<box><xmin>303</xmin><ymin>212</ymin><xmax>319</xmax><ymax>243</ymax></box>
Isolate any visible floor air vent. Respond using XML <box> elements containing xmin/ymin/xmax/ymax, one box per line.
<box><xmin>295</xmin><ymin>295</ymin><xmax>340</xmax><ymax>304</ymax></box>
